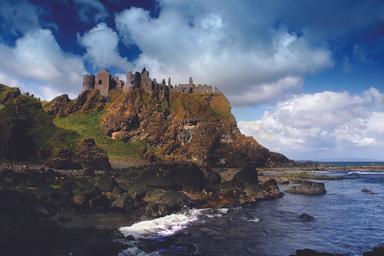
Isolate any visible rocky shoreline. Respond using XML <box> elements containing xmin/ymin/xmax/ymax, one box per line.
<box><xmin>0</xmin><ymin>162</ymin><xmax>282</xmax><ymax>255</ymax></box>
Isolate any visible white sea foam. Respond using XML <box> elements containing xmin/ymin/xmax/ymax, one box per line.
<box><xmin>247</xmin><ymin>217</ymin><xmax>260</xmax><ymax>223</ymax></box>
<box><xmin>119</xmin><ymin>208</ymin><xmax>229</xmax><ymax>240</ymax></box>
<box><xmin>118</xmin><ymin>247</ymin><xmax>161</xmax><ymax>256</ymax></box>
<box><xmin>347</xmin><ymin>171</ymin><xmax>384</xmax><ymax>175</ymax></box>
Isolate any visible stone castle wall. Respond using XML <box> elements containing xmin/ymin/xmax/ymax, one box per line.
<box><xmin>82</xmin><ymin>68</ymin><xmax>220</xmax><ymax>97</ymax></box>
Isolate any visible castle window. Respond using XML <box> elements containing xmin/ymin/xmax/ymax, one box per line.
<box><xmin>98</xmin><ymin>80</ymin><xmax>102</xmax><ymax>85</ymax></box>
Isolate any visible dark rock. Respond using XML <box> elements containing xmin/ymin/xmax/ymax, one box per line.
<box><xmin>45</xmin><ymin>149</ymin><xmax>82</xmax><ymax>170</ymax></box>
<box><xmin>111</xmin><ymin>193</ymin><xmax>135</xmax><ymax>211</ymax></box>
<box><xmin>84</xmin><ymin>169</ymin><xmax>96</xmax><ymax>177</ymax></box>
<box><xmin>72</xmin><ymin>181</ymin><xmax>99</xmax><ymax>206</ymax></box>
<box><xmin>89</xmin><ymin>195</ymin><xmax>111</xmax><ymax>209</ymax></box>
<box><xmin>299</xmin><ymin>213</ymin><xmax>314</xmax><ymax>222</ymax></box>
<box><xmin>361</xmin><ymin>188</ymin><xmax>377</xmax><ymax>195</ymax></box>
<box><xmin>76</xmin><ymin>139</ymin><xmax>111</xmax><ymax>170</ymax></box>
<box><xmin>161</xmin><ymin>190</ymin><xmax>192</xmax><ymax>209</ymax></box>
<box><xmin>363</xmin><ymin>244</ymin><xmax>384</xmax><ymax>256</ymax></box>
<box><xmin>144</xmin><ymin>202</ymin><xmax>170</xmax><ymax>218</ymax></box>
<box><xmin>287</xmin><ymin>181</ymin><xmax>326</xmax><ymax>195</ymax></box>
<box><xmin>95</xmin><ymin>175</ymin><xmax>116</xmax><ymax>192</ymax></box>
<box><xmin>233</xmin><ymin>166</ymin><xmax>259</xmax><ymax>186</ymax></box>
<box><xmin>207</xmin><ymin>171</ymin><xmax>222</xmax><ymax>186</ymax></box>
<box><xmin>291</xmin><ymin>249</ymin><xmax>345</xmax><ymax>256</ymax></box>
<box><xmin>46</xmin><ymin>94</ymin><xmax>71</xmax><ymax>117</ymax></box>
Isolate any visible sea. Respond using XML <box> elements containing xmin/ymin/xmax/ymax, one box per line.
<box><xmin>117</xmin><ymin>168</ymin><xmax>384</xmax><ymax>256</ymax></box>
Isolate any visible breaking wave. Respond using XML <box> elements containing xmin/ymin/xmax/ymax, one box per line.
<box><xmin>119</xmin><ymin>208</ymin><xmax>229</xmax><ymax>240</ymax></box>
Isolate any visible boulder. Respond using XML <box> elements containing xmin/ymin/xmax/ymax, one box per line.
<box><xmin>290</xmin><ymin>249</ymin><xmax>345</xmax><ymax>256</ymax></box>
<box><xmin>207</xmin><ymin>171</ymin><xmax>222</xmax><ymax>186</ymax></box>
<box><xmin>363</xmin><ymin>245</ymin><xmax>384</xmax><ymax>256</ymax></box>
<box><xmin>89</xmin><ymin>195</ymin><xmax>111</xmax><ymax>209</ymax></box>
<box><xmin>233</xmin><ymin>166</ymin><xmax>259</xmax><ymax>187</ymax></box>
<box><xmin>95</xmin><ymin>175</ymin><xmax>116</xmax><ymax>192</ymax></box>
<box><xmin>111</xmin><ymin>193</ymin><xmax>135</xmax><ymax>211</ymax></box>
<box><xmin>299</xmin><ymin>213</ymin><xmax>314</xmax><ymax>222</ymax></box>
<box><xmin>144</xmin><ymin>202</ymin><xmax>170</xmax><ymax>218</ymax></box>
<box><xmin>361</xmin><ymin>188</ymin><xmax>377</xmax><ymax>195</ymax></box>
<box><xmin>75</xmin><ymin>139</ymin><xmax>111</xmax><ymax>170</ymax></box>
<box><xmin>286</xmin><ymin>181</ymin><xmax>326</xmax><ymax>195</ymax></box>
<box><xmin>72</xmin><ymin>181</ymin><xmax>99</xmax><ymax>206</ymax></box>
<box><xmin>45</xmin><ymin>149</ymin><xmax>81</xmax><ymax>170</ymax></box>
<box><xmin>160</xmin><ymin>190</ymin><xmax>192</xmax><ymax>209</ymax></box>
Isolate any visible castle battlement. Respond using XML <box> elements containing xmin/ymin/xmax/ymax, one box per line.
<box><xmin>82</xmin><ymin>68</ymin><xmax>221</xmax><ymax>97</ymax></box>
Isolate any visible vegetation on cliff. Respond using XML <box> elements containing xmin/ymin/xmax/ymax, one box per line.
<box><xmin>0</xmin><ymin>84</ymin><xmax>78</xmax><ymax>162</ymax></box>
<box><xmin>0</xmin><ymin>82</ymin><xmax>292</xmax><ymax>168</ymax></box>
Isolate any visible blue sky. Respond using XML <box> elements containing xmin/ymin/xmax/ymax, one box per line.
<box><xmin>0</xmin><ymin>0</ymin><xmax>384</xmax><ymax>161</ymax></box>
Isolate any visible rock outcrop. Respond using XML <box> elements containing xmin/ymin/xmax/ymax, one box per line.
<box><xmin>287</xmin><ymin>181</ymin><xmax>326</xmax><ymax>195</ymax></box>
<box><xmin>99</xmin><ymin>88</ymin><xmax>293</xmax><ymax>167</ymax></box>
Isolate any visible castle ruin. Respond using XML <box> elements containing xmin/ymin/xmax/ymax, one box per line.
<box><xmin>82</xmin><ymin>68</ymin><xmax>221</xmax><ymax>97</ymax></box>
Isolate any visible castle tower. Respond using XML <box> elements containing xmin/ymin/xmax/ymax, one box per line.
<box><xmin>95</xmin><ymin>69</ymin><xmax>111</xmax><ymax>96</ymax></box>
<box><xmin>133</xmin><ymin>72</ymin><xmax>141</xmax><ymax>88</ymax></box>
<box><xmin>189</xmin><ymin>77</ymin><xmax>193</xmax><ymax>85</ymax></box>
<box><xmin>124</xmin><ymin>71</ymin><xmax>134</xmax><ymax>93</ymax></box>
<box><xmin>168</xmin><ymin>77</ymin><xmax>171</xmax><ymax>87</ymax></box>
<box><xmin>140</xmin><ymin>67</ymin><xmax>151</xmax><ymax>91</ymax></box>
<box><xmin>82</xmin><ymin>74</ymin><xmax>95</xmax><ymax>91</ymax></box>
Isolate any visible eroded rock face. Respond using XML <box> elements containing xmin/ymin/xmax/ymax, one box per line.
<box><xmin>100</xmin><ymin>89</ymin><xmax>293</xmax><ymax>168</ymax></box>
<box><xmin>287</xmin><ymin>181</ymin><xmax>326</xmax><ymax>195</ymax></box>
<box><xmin>46</xmin><ymin>90</ymin><xmax>106</xmax><ymax>117</ymax></box>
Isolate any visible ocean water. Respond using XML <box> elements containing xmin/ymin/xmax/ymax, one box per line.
<box><xmin>118</xmin><ymin>171</ymin><xmax>384</xmax><ymax>256</ymax></box>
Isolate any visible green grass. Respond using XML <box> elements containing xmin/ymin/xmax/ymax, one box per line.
<box><xmin>54</xmin><ymin>111</ymin><xmax>147</xmax><ymax>160</ymax></box>
<box><xmin>0</xmin><ymin>104</ymin><xmax>4</xmax><ymax>111</ymax></box>
<box><xmin>0</xmin><ymin>84</ymin><xmax>19</xmax><ymax>102</ymax></box>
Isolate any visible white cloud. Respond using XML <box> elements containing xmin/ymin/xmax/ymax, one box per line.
<box><xmin>0</xmin><ymin>29</ymin><xmax>85</xmax><ymax>99</ymax></box>
<box><xmin>238</xmin><ymin>88</ymin><xmax>384</xmax><ymax>160</ymax></box>
<box><xmin>78</xmin><ymin>23</ymin><xmax>131</xmax><ymax>71</ymax></box>
<box><xmin>114</xmin><ymin>2</ymin><xmax>333</xmax><ymax>106</ymax></box>
<box><xmin>74</xmin><ymin>0</ymin><xmax>108</xmax><ymax>23</ymax></box>
<box><xmin>0</xmin><ymin>0</ymin><xmax>41</xmax><ymax>36</ymax></box>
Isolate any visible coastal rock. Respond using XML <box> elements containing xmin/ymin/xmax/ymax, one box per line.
<box><xmin>95</xmin><ymin>175</ymin><xmax>116</xmax><ymax>192</ymax></box>
<box><xmin>363</xmin><ymin>244</ymin><xmax>384</xmax><ymax>256</ymax></box>
<box><xmin>99</xmin><ymin>87</ymin><xmax>293</xmax><ymax>168</ymax></box>
<box><xmin>45</xmin><ymin>149</ymin><xmax>82</xmax><ymax>170</ymax></box>
<box><xmin>75</xmin><ymin>139</ymin><xmax>111</xmax><ymax>170</ymax></box>
<box><xmin>299</xmin><ymin>213</ymin><xmax>314</xmax><ymax>222</ymax></box>
<box><xmin>89</xmin><ymin>195</ymin><xmax>111</xmax><ymax>209</ymax></box>
<box><xmin>361</xmin><ymin>188</ymin><xmax>377</xmax><ymax>195</ymax></box>
<box><xmin>287</xmin><ymin>181</ymin><xmax>326</xmax><ymax>195</ymax></box>
<box><xmin>233</xmin><ymin>166</ymin><xmax>258</xmax><ymax>186</ymax></box>
<box><xmin>291</xmin><ymin>249</ymin><xmax>345</xmax><ymax>256</ymax></box>
<box><xmin>207</xmin><ymin>171</ymin><xmax>222</xmax><ymax>186</ymax></box>
<box><xmin>160</xmin><ymin>190</ymin><xmax>192</xmax><ymax>209</ymax></box>
<box><xmin>111</xmin><ymin>193</ymin><xmax>135</xmax><ymax>211</ymax></box>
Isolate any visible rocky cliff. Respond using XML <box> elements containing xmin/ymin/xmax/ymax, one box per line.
<box><xmin>47</xmin><ymin>84</ymin><xmax>293</xmax><ymax>168</ymax></box>
<box><xmin>101</xmin><ymin>88</ymin><xmax>291</xmax><ymax>167</ymax></box>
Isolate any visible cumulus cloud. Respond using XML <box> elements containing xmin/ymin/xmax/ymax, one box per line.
<box><xmin>78</xmin><ymin>23</ymin><xmax>131</xmax><ymax>71</ymax></box>
<box><xmin>0</xmin><ymin>29</ymin><xmax>86</xmax><ymax>99</ymax></box>
<box><xmin>114</xmin><ymin>1</ymin><xmax>333</xmax><ymax>106</ymax></box>
<box><xmin>74</xmin><ymin>0</ymin><xmax>108</xmax><ymax>23</ymax></box>
<box><xmin>0</xmin><ymin>0</ymin><xmax>41</xmax><ymax>36</ymax></box>
<box><xmin>238</xmin><ymin>88</ymin><xmax>384</xmax><ymax>160</ymax></box>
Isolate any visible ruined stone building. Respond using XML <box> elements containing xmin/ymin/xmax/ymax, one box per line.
<box><xmin>82</xmin><ymin>68</ymin><xmax>221</xmax><ymax>97</ymax></box>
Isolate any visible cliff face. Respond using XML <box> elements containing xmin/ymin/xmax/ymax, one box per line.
<box><xmin>99</xmin><ymin>89</ymin><xmax>292</xmax><ymax>167</ymax></box>
<box><xmin>0</xmin><ymin>81</ymin><xmax>292</xmax><ymax>167</ymax></box>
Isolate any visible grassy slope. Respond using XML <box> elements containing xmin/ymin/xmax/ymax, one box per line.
<box><xmin>54</xmin><ymin>110</ymin><xmax>147</xmax><ymax>161</ymax></box>
<box><xmin>0</xmin><ymin>85</ymin><xmax>79</xmax><ymax>160</ymax></box>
